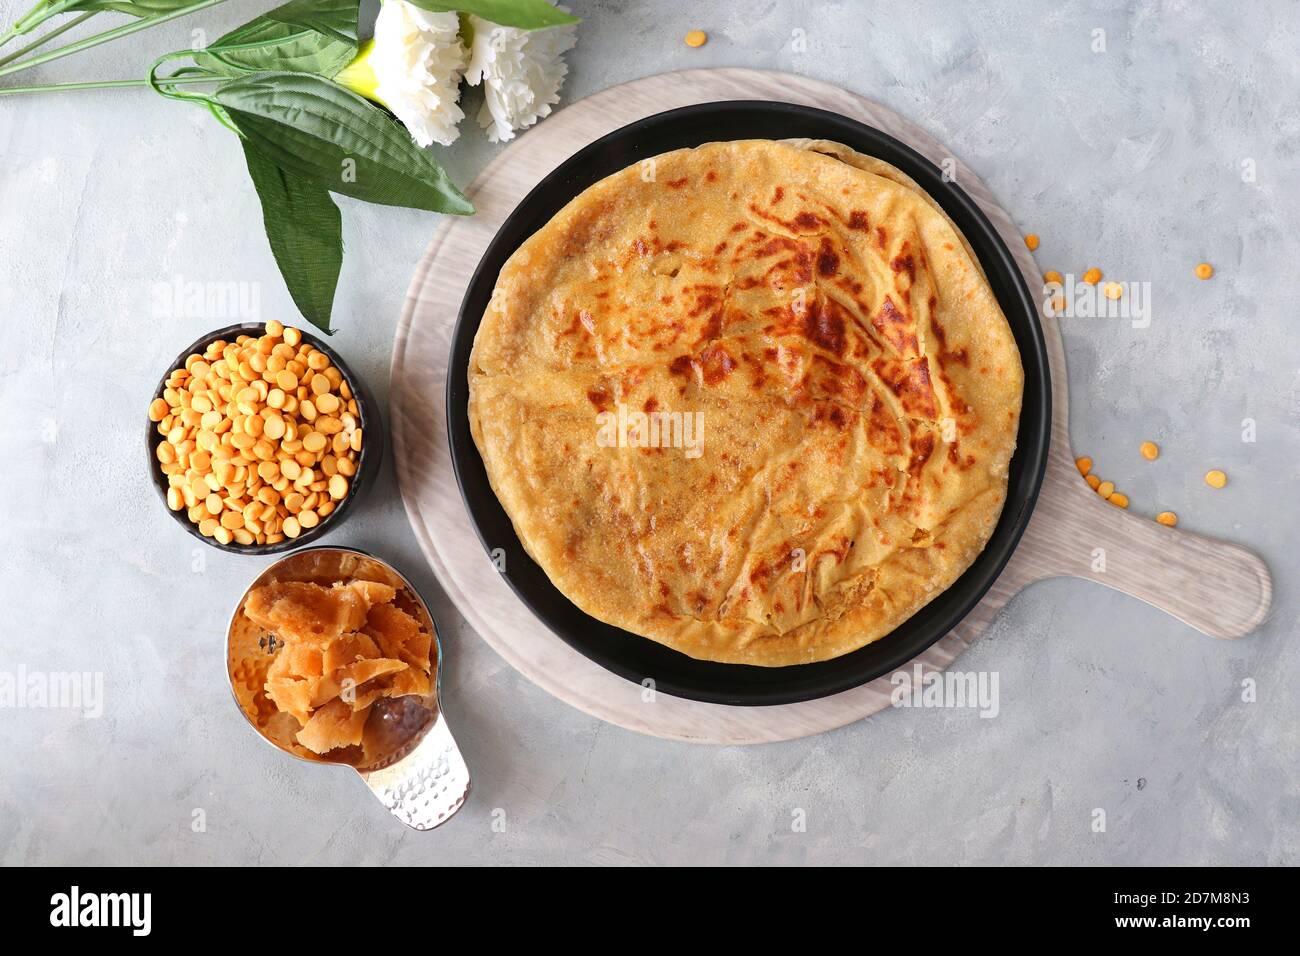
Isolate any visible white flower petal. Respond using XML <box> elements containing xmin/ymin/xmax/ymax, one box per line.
<box><xmin>371</xmin><ymin>0</ymin><xmax>468</xmax><ymax>147</ymax></box>
<box><xmin>465</xmin><ymin>12</ymin><xmax>577</xmax><ymax>143</ymax></box>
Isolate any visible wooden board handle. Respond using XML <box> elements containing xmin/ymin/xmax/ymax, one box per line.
<box><xmin>1013</xmin><ymin>462</ymin><xmax>1273</xmax><ymax>639</ymax></box>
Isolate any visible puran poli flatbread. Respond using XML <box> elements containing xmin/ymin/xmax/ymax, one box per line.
<box><xmin>469</xmin><ymin>139</ymin><xmax>1023</xmax><ymax>666</ymax></box>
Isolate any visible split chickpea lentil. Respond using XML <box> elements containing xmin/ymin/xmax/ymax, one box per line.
<box><xmin>149</xmin><ymin>322</ymin><xmax>363</xmax><ymax>546</ymax></box>
<box><xmin>1075</xmin><ymin>445</ymin><xmax>1224</xmax><ymax>526</ymax></box>
<box><xmin>1029</xmin><ymin>242</ymin><xmax>1225</xmax><ymax>523</ymax></box>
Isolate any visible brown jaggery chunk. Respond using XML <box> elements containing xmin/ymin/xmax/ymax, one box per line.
<box><xmin>244</xmin><ymin>581</ymin><xmax>370</xmax><ymax>641</ymax></box>
<box><xmin>282</xmin><ymin>643</ymin><xmax>325</xmax><ymax>679</ymax></box>
<box><xmin>244</xmin><ymin>578</ymin><xmax>434</xmax><ymax>755</ymax></box>
<box><xmin>296</xmin><ymin>699</ymin><xmax>368</xmax><ymax>754</ymax></box>
<box><xmin>364</xmin><ymin>602</ymin><xmax>432</xmax><ymax>671</ymax></box>
<box><xmin>337</xmin><ymin>656</ymin><xmax>407</xmax><ymax>695</ymax></box>
<box><xmin>347</xmin><ymin>580</ymin><xmax>397</xmax><ymax>606</ymax></box>
<box><xmin>384</xmin><ymin>666</ymin><xmax>431</xmax><ymax>700</ymax></box>
<box><xmin>265</xmin><ymin>676</ymin><xmax>314</xmax><ymax>726</ymax></box>
<box><xmin>321</xmin><ymin>632</ymin><xmax>381</xmax><ymax>673</ymax></box>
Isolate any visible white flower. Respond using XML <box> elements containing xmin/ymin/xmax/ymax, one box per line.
<box><xmin>369</xmin><ymin>0</ymin><xmax>469</xmax><ymax>147</ymax></box>
<box><xmin>464</xmin><ymin>12</ymin><xmax>577</xmax><ymax>143</ymax></box>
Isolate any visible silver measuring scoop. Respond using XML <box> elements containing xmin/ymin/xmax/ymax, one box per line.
<box><xmin>226</xmin><ymin>546</ymin><xmax>470</xmax><ymax>829</ymax></box>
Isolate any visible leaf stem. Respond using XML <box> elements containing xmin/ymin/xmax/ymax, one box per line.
<box><xmin>0</xmin><ymin>11</ymin><xmax>94</xmax><ymax>69</ymax></box>
<box><xmin>144</xmin><ymin>50</ymin><xmax>237</xmax><ymax>132</ymax></box>
<box><xmin>0</xmin><ymin>0</ymin><xmax>228</xmax><ymax>80</ymax></box>
<box><xmin>0</xmin><ymin>74</ymin><xmax>219</xmax><ymax>95</ymax></box>
<box><xmin>0</xmin><ymin>0</ymin><xmax>57</xmax><ymax>48</ymax></box>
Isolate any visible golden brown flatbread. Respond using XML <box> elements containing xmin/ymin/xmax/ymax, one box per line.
<box><xmin>468</xmin><ymin>139</ymin><xmax>1023</xmax><ymax>665</ymax></box>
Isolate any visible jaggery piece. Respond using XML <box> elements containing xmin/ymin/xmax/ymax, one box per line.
<box><xmin>347</xmin><ymin>663</ymin><xmax>431</xmax><ymax>712</ymax></box>
<box><xmin>282</xmin><ymin>643</ymin><xmax>324</xmax><ymax>679</ymax></box>
<box><xmin>383</xmin><ymin>665</ymin><xmax>431</xmax><ymax>700</ymax></box>
<box><xmin>341</xmin><ymin>656</ymin><xmax>406</xmax><ymax>688</ymax></box>
<box><xmin>321</xmin><ymin>632</ymin><xmax>381</xmax><ymax>673</ymax></box>
<box><xmin>306</xmin><ymin>639</ymin><xmax>404</xmax><ymax>714</ymax></box>
<box><xmin>306</xmin><ymin>673</ymin><xmax>343</xmax><ymax>712</ymax></box>
<box><xmin>296</xmin><ymin>698</ymin><xmax>369</xmax><ymax>754</ymax></box>
<box><xmin>244</xmin><ymin>581</ymin><xmax>370</xmax><ymax>641</ymax></box>
<box><xmin>346</xmin><ymin>580</ymin><xmax>397</xmax><ymax>606</ymax></box>
<box><xmin>264</xmin><ymin>643</ymin><xmax>331</xmax><ymax>725</ymax></box>
<box><xmin>406</xmin><ymin>630</ymin><xmax>432</xmax><ymax>672</ymax></box>
<box><xmin>362</xmin><ymin>603</ymin><xmax>408</xmax><ymax>659</ymax></box>
<box><xmin>311</xmin><ymin>659</ymin><xmax>403</xmax><ymax>707</ymax></box>
<box><xmin>265</xmin><ymin>676</ymin><xmax>315</xmax><ymax>727</ymax></box>
<box><xmin>364</xmin><ymin>602</ymin><xmax>432</xmax><ymax>671</ymax></box>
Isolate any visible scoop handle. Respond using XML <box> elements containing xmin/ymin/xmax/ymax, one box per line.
<box><xmin>1008</xmin><ymin>463</ymin><xmax>1272</xmax><ymax>639</ymax></box>
<box><xmin>362</xmin><ymin>715</ymin><xmax>471</xmax><ymax>830</ymax></box>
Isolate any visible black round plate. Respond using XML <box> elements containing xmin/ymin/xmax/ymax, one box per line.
<box><xmin>447</xmin><ymin>101</ymin><xmax>1051</xmax><ymax>706</ymax></box>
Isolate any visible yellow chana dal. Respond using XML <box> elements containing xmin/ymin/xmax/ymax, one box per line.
<box><xmin>150</xmin><ymin>322</ymin><xmax>363</xmax><ymax>546</ymax></box>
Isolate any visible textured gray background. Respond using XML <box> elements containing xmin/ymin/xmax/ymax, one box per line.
<box><xmin>1</xmin><ymin>0</ymin><xmax>1297</xmax><ymax>865</ymax></box>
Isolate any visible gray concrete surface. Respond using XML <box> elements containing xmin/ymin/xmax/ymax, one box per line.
<box><xmin>1</xmin><ymin>0</ymin><xmax>1297</xmax><ymax>865</ymax></box>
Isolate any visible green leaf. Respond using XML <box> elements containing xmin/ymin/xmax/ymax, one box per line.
<box><xmin>191</xmin><ymin>0</ymin><xmax>358</xmax><ymax>78</ymax></box>
<box><xmin>403</xmin><ymin>0</ymin><xmax>577</xmax><ymax>30</ymax></box>
<box><xmin>242</xmin><ymin>140</ymin><xmax>343</xmax><ymax>333</ymax></box>
<box><xmin>194</xmin><ymin>22</ymin><xmax>356</xmax><ymax>78</ymax></box>
<box><xmin>213</xmin><ymin>71</ymin><xmax>474</xmax><ymax>215</ymax></box>
<box><xmin>263</xmin><ymin>0</ymin><xmax>359</xmax><ymax>44</ymax></box>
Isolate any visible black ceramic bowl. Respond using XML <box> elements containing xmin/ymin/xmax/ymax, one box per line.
<box><xmin>448</xmin><ymin>101</ymin><xmax>1051</xmax><ymax>705</ymax></box>
<box><xmin>147</xmin><ymin>322</ymin><xmax>384</xmax><ymax>555</ymax></box>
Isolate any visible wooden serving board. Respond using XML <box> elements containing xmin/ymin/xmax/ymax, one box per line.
<box><xmin>389</xmin><ymin>69</ymin><xmax>1273</xmax><ymax>744</ymax></box>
